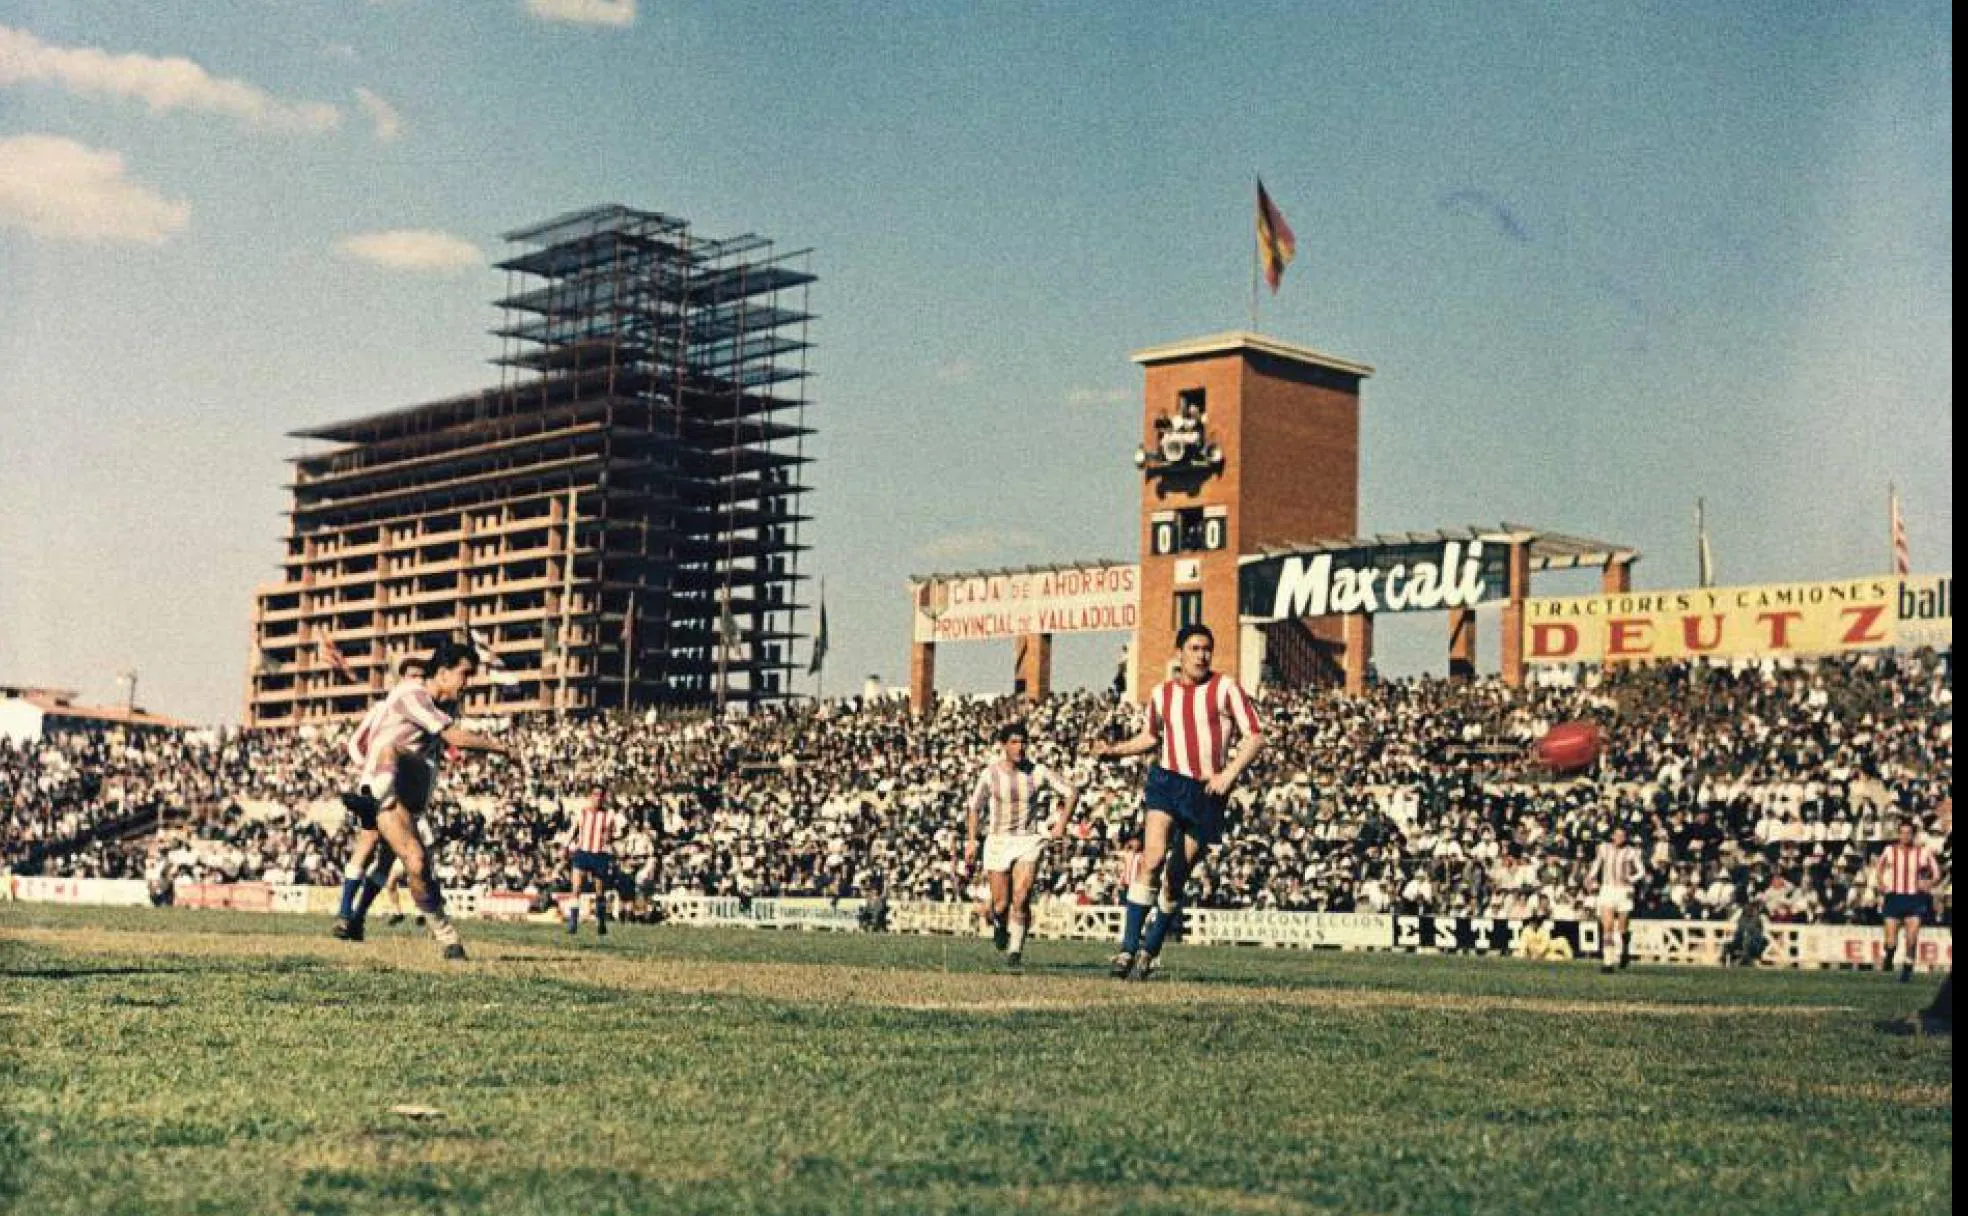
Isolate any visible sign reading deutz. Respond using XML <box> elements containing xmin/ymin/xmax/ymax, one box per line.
<box><xmin>911</xmin><ymin>564</ymin><xmax>1139</xmax><ymax>643</ymax></box>
<box><xmin>1240</xmin><ymin>540</ymin><xmax>1510</xmax><ymax>621</ymax></box>
<box><xmin>1525</xmin><ymin>574</ymin><xmax>1952</xmax><ymax>663</ymax></box>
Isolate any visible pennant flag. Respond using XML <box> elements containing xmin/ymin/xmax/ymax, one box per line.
<box><xmin>1696</xmin><ymin>498</ymin><xmax>1715</xmax><ymax>589</ymax></box>
<box><xmin>318</xmin><ymin>635</ymin><xmax>354</xmax><ymax>680</ymax></box>
<box><xmin>1890</xmin><ymin>486</ymin><xmax>1911</xmax><ymax>575</ymax></box>
<box><xmin>719</xmin><ymin>589</ymin><xmax>741</xmax><ymax>650</ymax></box>
<box><xmin>1256</xmin><ymin>178</ymin><xmax>1297</xmax><ymax>294</ymax></box>
<box><xmin>260</xmin><ymin>650</ymin><xmax>288</xmax><ymax>675</ymax></box>
<box><xmin>808</xmin><ymin>590</ymin><xmax>829</xmax><ymax>676</ymax></box>
<box><xmin>467</xmin><ymin>626</ymin><xmax>521</xmax><ymax>687</ymax></box>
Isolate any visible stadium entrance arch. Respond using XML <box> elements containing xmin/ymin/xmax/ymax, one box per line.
<box><xmin>907</xmin><ymin>561</ymin><xmax>1138</xmax><ymax>711</ymax></box>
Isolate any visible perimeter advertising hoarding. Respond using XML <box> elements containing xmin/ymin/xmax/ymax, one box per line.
<box><xmin>1524</xmin><ymin>574</ymin><xmax>1951</xmax><ymax>664</ymax></box>
<box><xmin>1239</xmin><ymin>539</ymin><xmax>1512</xmax><ymax>621</ymax></box>
<box><xmin>911</xmin><ymin>565</ymin><xmax>1139</xmax><ymax>643</ymax></box>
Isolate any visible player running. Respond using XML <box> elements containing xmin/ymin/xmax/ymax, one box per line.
<box><xmin>1590</xmin><ymin>825</ymin><xmax>1646</xmax><ymax>973</ymax></box>
<box><xmin>962</xmin><ymin>721</ymin><xmax>1081</xmax><ymax>970</ymax></box>
<box><xmin>563</xmin><ymin>788</ymin><xmax>624</xmax><ymax>937</ymax></box>
<box><xmin>331</xmin><ymin>655</ymin><xmax>428</xmax><ymax>941</ymax></box>
<box><xmin>331</xmin><ymin>640</ymin><xmax>515</xmax><ymax>959</ymax></box>
<box><xmin>1876</xmin><ymin>818</ymin><xmax>1942</xmax><ymax>983</ymax></box>
<box><xmin>1092</xmin><ymin>623</ymin><xmax>1264</xmax><ymax>981</ymax></box>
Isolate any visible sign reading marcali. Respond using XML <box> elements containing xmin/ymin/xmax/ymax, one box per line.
<box><xmin>1240</xmin><ymin>539</ymin><xmax>1511</xmax><ymax>621</ymax></box>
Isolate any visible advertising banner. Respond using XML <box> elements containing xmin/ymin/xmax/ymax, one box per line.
<box><xmin>1392</xmin><ymin>914</ymin><xmax>1596</xmax><ymax>958</ymax></box>
<box><xmin>478</xmin><ymin>890</ymin><xmax>540</xmax><ymax>920</ymax></box>
<box><xmin>1185</xmin><ymin>909</ymin><xmax>1390</xmax><ymax>950</ymax></box>
<box><xmin>1524</xmin><ymin>574</ymin><xmax>1952</xmax><ymax>664</ymax></box>
<box><xmin>911</xmin><ymin>565</ymin><xmax>1138</xmax><ymax>643</ymax></box>
<box><xmin>1784</xmin><ymin>924</ymin><xmax>1951</xmax><ymax>972</ymax></box>
<box><xmin>1240</xmin><ymin>539</ymin><xmax>1511</xmax><ymax>621</ymax></box>
<box><xmin>8</xmin><ymin>876</ymin><xmax>151</xmax><ymax>906</ymax></box>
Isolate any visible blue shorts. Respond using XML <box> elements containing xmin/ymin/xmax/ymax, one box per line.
<box><xmin>572</xmin><ymin>850</ymin><xmax>616</xmax><ymax>879</ymax></box>
<box><xmin>1884</xmin><ymin>893</ymin><xmax>1933</xmax><ymax>921</ymax></box>
<box><xmin>1143</xmin><ymin>765</ymin><xmax>1227</xmax><ymax>846</ymax></box>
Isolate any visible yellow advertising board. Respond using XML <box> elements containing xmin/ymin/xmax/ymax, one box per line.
<box><xmin>1525</xmin><ymin>574</ymin><xmax>1951</xmax><ymax>664</ymax></box>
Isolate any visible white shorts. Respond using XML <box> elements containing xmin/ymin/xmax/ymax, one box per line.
<box><xmin>1594</xmin><ymin>886</ymin><xmax>1633</xmax><ymax>915</ymax></box>
<box><xmin>982</xmin><ymin>833</ymin><xmax>1047</xmax><ymax>873</ymax></box>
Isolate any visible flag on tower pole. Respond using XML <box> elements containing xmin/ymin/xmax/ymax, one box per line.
<box><xmin>1256</xmin><ymin>178</ymin><xmax>1297</xmax><ymax>294</ymax></box>
<box><xmin>808</xmin><ymin>583</ymin><xmax>829</xmax><ymax>677</ymax></box>
<box><xmin>1890</xmin><ymin>485</ymin><xmax>1910</xmax><ymax>575</ymax></box>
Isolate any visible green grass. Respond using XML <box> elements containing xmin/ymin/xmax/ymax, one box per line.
<box><xmin>0</xmin><ymin>905</ymin><xmax>1951</xmax><ymax>1215</ymax></box>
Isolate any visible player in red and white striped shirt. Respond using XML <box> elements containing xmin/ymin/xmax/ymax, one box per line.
<box><xmin>563</xmin><ymin>788</ymin><xmax>625</xmax><ymax>937</ymax></box>
<box><xmin>1093</xmin><ymin>624</ymin><xmax>1264</xmax><ymax>980</ymax></box>
<box><xmin>1876</xmin><ymin>818</ymin><xmax>1941</xmax><ymax>982</ymax></box>
<box><xmin>963</xmin><ymin>721</ymin><xmax>1080</xmax><ymax>969</ymax></box>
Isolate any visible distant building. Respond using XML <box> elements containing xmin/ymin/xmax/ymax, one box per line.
<box><xmin>0</xmin><ymin>685</ymin><xmax>186</xmax><ymax>743</ymax></box>
<box><xmin>247</xmin><ymin>206</ymin><xmax>815</xmax><ymax>725</ymax></box>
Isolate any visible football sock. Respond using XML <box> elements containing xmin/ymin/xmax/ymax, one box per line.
<box><xmin>1120</xmin><ymin>882</ymin><xmax>1155</xmax><ymax>954</ymax></box>
<box><xmin>337</xmin><ymin>878</ymin><xmax>362</xmax><ymax>919</ymax></box>
<box><xmin>351</xmin><ymin>872</ymin><xmax>387</xmax><ymax>922</ymax></box>
<box><xmin>568</xmin><ymin>902</ymin><xmax>581</xmax><ymax>931</ymax></box>
<box><xmin>1009</xmin><ymin>921</ymin><xmax>1027</xmax><ymax>955</ymax></box>
<box><xmin>1142</xmin><ymin>896</ymin><xmax>1182</xmax><ymax>957</ymax></box>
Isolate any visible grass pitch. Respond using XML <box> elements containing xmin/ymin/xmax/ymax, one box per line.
<box><xmin>0</xmin><ymin>906</ymin><xmax>1951</xmax><ymax>1215</ymax></box>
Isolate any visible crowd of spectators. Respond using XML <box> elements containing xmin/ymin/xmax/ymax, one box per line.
<box><xmin>2</xmin><ymin>649</ymin><xmax>1950</xmax><ymax>927</ymax></box>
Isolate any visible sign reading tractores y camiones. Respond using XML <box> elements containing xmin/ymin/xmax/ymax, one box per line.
<box><xmin>911</xmin><ymin>564</ymin><xmax>1139</xmax><ymax>643</ymax></box>
<box><xmin>1525</xmin><ymin>574</ymin><xmax>1951</xmax><ymax>664</ymax></box>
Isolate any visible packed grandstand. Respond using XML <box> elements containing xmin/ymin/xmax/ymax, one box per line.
<box><xmin>2</xmin><ymin>648</ymin><xmax>1950</xmax><ymax>930</ymax></box>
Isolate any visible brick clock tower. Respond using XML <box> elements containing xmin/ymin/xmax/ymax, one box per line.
<box><xmin>1129</xmin><ymin>332</ymin><xmax>1373</xmax><ymax>694</ymax></box>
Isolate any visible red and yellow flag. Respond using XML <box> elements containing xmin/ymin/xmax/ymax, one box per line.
<box><xmin>1256</xmin><ymin>179</ymin><xmax>1297</xmax><ymax>293</ymax></box>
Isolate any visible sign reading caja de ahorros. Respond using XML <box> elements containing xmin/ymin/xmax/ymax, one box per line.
<box><xmin>911</xmin><ymin>564</ymin><xmax>1139</xmax><ymax>643</ymax></box>
<box><xmin>1523</xmin><ymin>574</ymin><xmax>1952</xmax><ymax>663</ymax></box>
<box><xmin>1239</xmin><ymin>539</ymin><xmax>1511</xmax><ymax>621</ymax></box>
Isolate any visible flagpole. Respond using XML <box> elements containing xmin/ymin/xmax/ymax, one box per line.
<box><xmin>1249</xmin><ymin>178</ymin><xmax>1261</xmax><ymax>332</ymax></box>
<box><xmin>1696</xmin><ymin>497</ymin><xmax>1705</xmax><ymax>587</ymax></box>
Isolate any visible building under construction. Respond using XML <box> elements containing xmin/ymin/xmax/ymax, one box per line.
<box><xmin>246</xmin><ymin>205</ymin><xmax>815</xmax><ymax>725</ymax></box>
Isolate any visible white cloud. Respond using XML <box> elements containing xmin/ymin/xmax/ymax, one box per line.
<box><xmin>0</xmin><ymin>134</ymin><xmax>189</xmax><ymax>244</ymax></box>
<box><xmin>916</xmin><ymin>529</ymin><xmax>1042</xmax><ymax>563</ymax></box>
<box><xmin>526</xmin><ymin>0</ymin><xmax>636</xmax><ymax>27</ymax></box>
<box><xmin>338</xmin><ymin>228</ymin><xmax>484</xmax><ymax>272</ymax></box>
<box><xmin>1066</xmin><ymin>387</ymin><xmax>1132</xmax><ymax>407</ymax></box>
<box><xmin>354</xmin><ymin>87</ymin><xmax>402</xmax><ymax>142</ymax></box>
<box><xmin>0</xmin><ymin>23</ymin><xmax>340</xmax><ymax>134</ymax></box>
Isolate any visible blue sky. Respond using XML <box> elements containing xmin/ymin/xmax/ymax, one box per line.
<box><xmin>0</xmin><ymin>1</ymin><xmax>1953</xmax><ymax>724</ymax></box>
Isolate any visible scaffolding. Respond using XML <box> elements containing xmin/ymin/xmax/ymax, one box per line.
<box><xmin>245</xmin><ymin>205</ymin><xmax>814</xmax><ymax>724</ymax></box>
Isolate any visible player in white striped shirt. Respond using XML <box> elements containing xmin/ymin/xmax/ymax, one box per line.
<box><xmin>331</xmin><ymin>641</ymin><xmax>515</xmax><ymax>959</ymax></box>
<box><xmin>1589</xmin><ymin>826</ymin><xmax>1646</xmax><ymax>973</ymax></box>
<box><xmin>1093</xmin><ymin>624</ymin><xmax>1264</xmax><ymax>980</ymax></box>
<box><xmin>332</xmin><ymin>656</ymin><xmax>430</xmax><ymax>940</ymax></box>
<box><xmin>963</xmin><ymin>721</ymin><xmax>1080</xmax><ymax>970</ymax></box>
